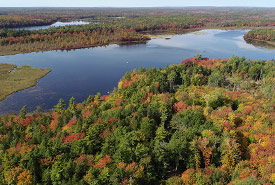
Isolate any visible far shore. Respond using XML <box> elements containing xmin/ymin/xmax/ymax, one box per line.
<box><xmin>0</xmin><ymin>26</ymin><xmax>273</xmax><ymax>56</ymax></box>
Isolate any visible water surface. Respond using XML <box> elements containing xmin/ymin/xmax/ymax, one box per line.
<box><xmin>0</xmin><ymin>29</ymin><xmax>274</xmax><ymax>114</ymax></box>
<box><xmin>13</xmin><ymin>21</ymin><xmax>90</xmax><ymax>30</ymax></box>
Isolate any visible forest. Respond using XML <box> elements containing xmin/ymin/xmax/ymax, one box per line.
<box><xmin>0</xmin><ymin>7</ymin><xmax>274</xmax><ymax>55</ymax></box>
<box><xmin>244</xmin><ymin>29</ymin><xmax>275</xmax><ymax>42</ymax></box>
<box><xmin>0</xmin><ymin>7</ymin><xmax>274</xmax><ymax>28</ymax></box>
<box><xmin>0</xmin><ymin>16</ymin><xmax>202</xmax><ymax>55</ymax></box>
<box><xmin>0</xmin><ymin>56</ymin><xmax>274</xmax><ymax>184</ymax></box>
<box><xmin>243</xmin><ymin>29</ymin><xmax>275</xmax><ymax>49</ymax></box>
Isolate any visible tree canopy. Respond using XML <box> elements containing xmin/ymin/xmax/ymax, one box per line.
<box><xmin>0</xmin><ymin>56</ymin><xmax>274</xmax><ymax>184</ymax></box>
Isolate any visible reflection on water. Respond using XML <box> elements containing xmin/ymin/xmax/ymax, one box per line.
<box><xmin>245</xmin><ymin>39</ymin><xmax>275</xmax><ymax>50</ymax></box>
<box><xmin>0</xmin><ymin>29</ymin><xmax>274</xmax><ymax>114</ymax></box>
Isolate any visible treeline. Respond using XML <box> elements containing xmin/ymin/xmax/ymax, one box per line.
<box><xmin>0</xmin><ymin>16</ymin><xmax>56</xmax><ymax>29</ymax></box>
<box><xmin>244</xmin><ymin>29</ymin><xmax>275</xmax><ymax>42</ymax></box>
<box><xmin>0</xmin><ymin>8</ymin><xmax>275</xmax><ymax>55</ymax></box>
<box><xmin>0</xmin><ymin>16</ymin><xmax>203</xmax><ymax>55</ymax></box>
<box><xmin>0</xmin><ymin>29</ymin><xmax>150</xmax><ymax>55</ymax></box>
<box><xmin>0</xmin><ymin>56</ymin><xmax>274</xmax><ymax>184</ymax></box>
<box><xmin>0</xmin><ymin>7</ymin><xmax>274</xmax><ymax>29</ymax></box>
<box><xmin>218</xmin><ymin>19</ymin><xmax>275</xmax><ymax>28</ymax></box>
<box><xmin>0</xmin><ymin>16</ymin><xmax>202</xmax><ymax>37</ymax></box>
<box><xmin>0</xmin><ymin>8</ymin><xmax>98</xmax><ymax>29</ymax></box>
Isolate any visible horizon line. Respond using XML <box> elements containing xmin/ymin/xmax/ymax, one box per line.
<box><xmin>0</xmin><ymin>6</ymin><xmax>275</xmax><ymax>8</ymax></box>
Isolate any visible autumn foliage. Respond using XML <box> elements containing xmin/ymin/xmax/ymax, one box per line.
<box><xmin>244</xmin><ymin>29</ymin><xmax>275</xmax><ymax>42</ymax></box>
<box><xmin>0</xmin><ymin>56</ymin><xmax>274</xmax><ymax>184</ymax></box>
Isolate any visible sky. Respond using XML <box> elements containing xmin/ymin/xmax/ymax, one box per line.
<box><xmin>0</xmin><ymin>0</ymin><xmax>274</xmax><ymax>7</ymax></box>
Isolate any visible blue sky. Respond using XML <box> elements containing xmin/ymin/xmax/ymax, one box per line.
<box><xmin>1</xmin><ymin>0</ymin><xmax>274</xmax><ymax>7</ymax></box>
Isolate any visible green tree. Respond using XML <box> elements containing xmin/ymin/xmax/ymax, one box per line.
<box><xmin>20</xmin><ymin>105</ymin><xmax>27</xmax><ymax>119</ymax></box>
<box><xmin>53</xmin><ymin>99</ymin><xmax>66</xmax><ymax>113</ymax></box>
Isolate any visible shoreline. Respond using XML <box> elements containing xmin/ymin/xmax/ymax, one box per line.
<box><xmin>0</xmin><ymin>26</ymin><xmax>266</xmax><ymax>57</ymax></box>
<box><xmin>244</xmin><ymin>38</ymin><xmax>275</xmax><ymax>49</ymax></box>
<box><xmin>0</xmin><ymin>39</ymin><xmax>150</xmax><ymax>56</ymax></box>
<box><xmin>0</xmin><ymin>28</ymin><xmax>274</xmax><ymax>115</ymax></box>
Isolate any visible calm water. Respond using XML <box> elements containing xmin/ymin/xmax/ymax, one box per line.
<box><xmin>14</xmin><ymin>21</ymin><xmax>90</xmax><ymax>30</ymax></box>
<box><xmin>0</xmin><ymin>29</ymin><xmax>274</xmax><ymax>114</ymax></box>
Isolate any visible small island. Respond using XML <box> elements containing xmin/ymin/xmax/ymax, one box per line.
<box><xmin>0</xmin><ymin>63</ymin><xmax>51</xmax><ymax>101</ymax></box>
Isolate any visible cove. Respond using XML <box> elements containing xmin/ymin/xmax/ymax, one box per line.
<box><xmin>0</xmin><ymin>29</ymin><xmax>274</xmax><ymax>114</ymax></box>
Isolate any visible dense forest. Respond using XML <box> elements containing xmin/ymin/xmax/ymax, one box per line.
<box><xmin>0</xmin><ymin>16</ymin><xmax>202</xmax><ymax>55</ymax></box>
<box><xmin>0</xmin><ymin>8</ymin><xmax>101</xmax><ymax>29</ymax></box>
<box><xmin>0</xmin><ymin>7</ymin><xmax>275</xmax><ymax>55</ymax></box>
<box><xmin>0</xmin><ymin>7</ymin><xmax>274</xmax><ymax>28</ymax></box>
<box><xmin>218</xmin><ymin>20</ymin><xmax>275</xmax><ymax>28</ymax></box>
<box><xmin>0</xmin><ymin>16</ymin><xmax>55</xmax><ymax>29</ymax></box>
<box><xmin>244</xmin><ymin>29</ymin><xmax>275</xmax><ymax>42</ymax></box>
<box><xmin>0</xmin><ymin>56</ymin><xmax>274</xmax><ymax>184</ymax></box>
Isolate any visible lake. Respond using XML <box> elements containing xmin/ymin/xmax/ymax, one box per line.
<box><xmin>13</xmin><ymin>21</ymin><xmax>90</xmax><ymax>30</ymax></box>
<box><xmin>0</xmin><ymin>29</ymin><xmax>274</xmax><ymax>114</ymax></box>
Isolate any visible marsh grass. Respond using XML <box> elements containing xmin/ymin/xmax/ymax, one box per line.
<box><xmin>0</xmin><ymin>63</ymin><xmax>51</xmax><ymax>101</ymax></box>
